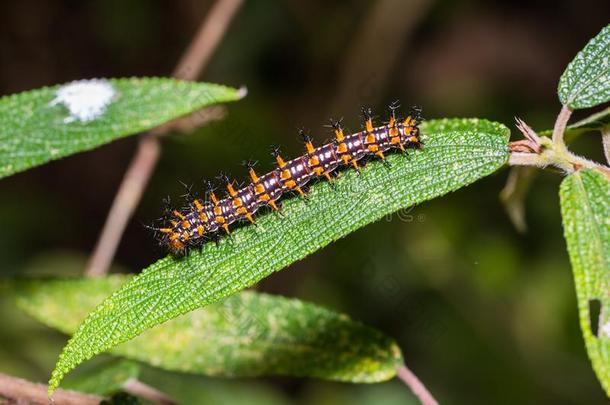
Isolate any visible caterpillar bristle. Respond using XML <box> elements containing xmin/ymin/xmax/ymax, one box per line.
<box><xmin>178</xmin><ymin>180</ymin><xmax>196</xmax><ymax>203</ymax></box>
<box><xmin>152</xmin><ymin>103</ymin><xmax>424</xmax><ymax>255</ymax></box>
<box><xmin>361</xmin><ymin>106</ymin><xmax>373</xmax><ymax>119</ymax></box>
<box><xmin>409</xmin><ymin>105</ymin><xmax>423</xmax><ymax>121</ymax></box>
<box><xmin>299</xmin><ymin>128</ymin><xmax>312</xmax><ymax>143</ymax></box>
<box><xmin>241</xmin><ymin>159</ymin><xmax>258</xmax><ymax>169</ymax></box>
<box><xmin>217</xmin><ymin>172</ymin><xmax>231</xmax><ymax>185</ymax></box>
<box><xmin>269</xmin><ymin>144</ymin><xmax>281</xmax><ymax>157</ymax></box>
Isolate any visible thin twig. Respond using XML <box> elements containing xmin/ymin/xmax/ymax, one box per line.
<box><xmin>123</xmin><ymin>378</ymin><xmax>177</xmax><ymax>405</ymax></box>
<box><xmin>0</xmin><ymin>372</ymin><xmax>102</xmax><ymax>405</ymax></box>
<box><xmin>396</xmin><ymin>365</ymin><xmax>439</xmax><ymax>405</ymax></box>
<box><xmin>85</xmin><ymin>137</ymin><xmax>161</xmax><ymax>277</ymax></box>
<box><xmin>85</xmin><ymin>0</ymin><xmax>243</xmax><ymax>277</ymax></box>
<box><xmin>551</xmin><ymin>104</ymin><xmax>572</xmax><ymax>148</ymax></box>
<box><xmin>172</xmin><ymin>0</ymin><xmax>243</xmax><ymax>79</ymax></box>
<box><xmin>508</xmin><ymin>151</ymin><xmax>550</xmax><ymax>169</ymax></box>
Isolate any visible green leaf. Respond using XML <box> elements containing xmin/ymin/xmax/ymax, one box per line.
<box><xmin>560</xmin><ymin>169</ymin><xmax>610</xmax><ymax>395</ymax></box>
<box><xmin>558</xmin><ymin>24</ymin><xmax>610</xmax><ymax>109</ymax></box>
<box><xmin>63</xmin><ymin>359</ymin><xmax>140</xmax><ymax>396</ymax></box>
<box><xmin>13</xmin><ymin>276</ymin><xmax>402</xmax><ymax>385</ymax></box>
<box><xmin>0</xmin><ymin>78</ymin><xmax>243</xmax><ymax>179</ymax></box>
<box><xmin>48</xmin><ymin>118</ymin><xmax>510</xmax><ymax>393</ymax></box>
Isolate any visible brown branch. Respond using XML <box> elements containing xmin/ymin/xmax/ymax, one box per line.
<box><xmin>172</xmin><ymin>0</ymin><xmax>243</xmax><ymax>79</ymax></box>
<box><xmin>85</xmin><ymin>0</ymin><xmax>243</xmax><ymax>277</ymax></box>
<box><xmin>396</xmin><ymin>365</ymin><xmax>439</xmax><ymax>405</ymax></box>
<box><xmin>0</xmin><ymin>372</ymin><xmax>102</xmax><ymax>405</ymax></box>
<box><xmin>123</xmin><ymin>378</ymin><xmax>177</xmax><ymax>405</ymax></box>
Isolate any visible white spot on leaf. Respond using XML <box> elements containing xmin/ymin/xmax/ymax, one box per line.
<box><xmin>50</xmin><ymin>79</ymin><xmax>117</xmax><ymax>123</ymax></box>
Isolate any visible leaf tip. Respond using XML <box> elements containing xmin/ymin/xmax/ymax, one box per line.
<box><xmin>48</xmin><ymin>349</ymin><xmax>74</xmax><ymax>397</ymax></box>
<box><xmin>47</xmin><ymin>373</ymin><xmax>60</xmax><ymax>397</ymax></box>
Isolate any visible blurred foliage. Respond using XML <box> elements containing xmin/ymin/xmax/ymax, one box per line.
<box><xmin>1</xmin><ymin>1</ymin><xmax>609</xmax><ymax>404</ymax></box>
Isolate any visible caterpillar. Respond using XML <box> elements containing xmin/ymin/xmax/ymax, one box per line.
<box><xmin>151</xmin><ymin>102</ymin><xmax>423</xmax><ymax>255</ymax></box>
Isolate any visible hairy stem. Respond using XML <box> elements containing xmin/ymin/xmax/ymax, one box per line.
<box><xmin>0</xmin><ymin>372</ymin><xmax>102</xmax><ymax>405</ymax></box>
<box><xmin>396</xmin><ymin>365</ymin><xmax>439</xmax><ymax>405</ymax></box>
<box><xmin>85</xmin><ymin>0</ymin><xmax>243</xmax><ymax>277</ymax></box>
<box><xmin>509</xmin><ymin>141</ymin><xmax>610</xmax><ymax>177</ymax></box>
<box><xmin>510</xmin><ymin>117</ymin><xmax>610</xmax><ymax>179</ymax></box>
<box><xmin>552</xmin><ymin>104</ymin><xmax>572</xmax><ymax>150</ymax></box>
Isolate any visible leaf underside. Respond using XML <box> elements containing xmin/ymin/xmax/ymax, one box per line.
<box><xmin>14</xmin><ymin>276</ymin><xmax>402</xmax><ymax>385</ymax></box>
<box><xmin>48</xmin><ymin>118</ymin><xmax>510</xmax><ymax>393</ymax></box>
<box><xmin>560</xmin><ymin>169</ymin><xmax>610</xmax><ymax>395</ymax></box>
<box><xmin>0</xmin><ymin>78</ymin><xmax>242</xmax><ymax>179</ymax></box>
<box><xmin>558</xmin><ymin>24</ymin><xmax>610</xmax><ymax>109</ymax></box>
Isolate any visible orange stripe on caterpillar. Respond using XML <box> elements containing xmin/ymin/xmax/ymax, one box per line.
<box><xmin>150</xmin><ymin>103</ymin><xmax>423</xmax><ymax>255</ymax></box>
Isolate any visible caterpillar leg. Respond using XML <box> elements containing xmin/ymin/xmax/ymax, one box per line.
<box><xmin>294</xmin><ymin>185</ymin><xmax>307</xmax><ymax>197</ymax></box>
<box><xmin>268</xmin><ymin>200</ymin><xmax>281</xmax><ymax>211</ymax></box>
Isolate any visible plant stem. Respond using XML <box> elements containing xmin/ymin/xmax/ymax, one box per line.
<box><xmin>509</xmin><ymin>117</ymin><xmax>610</xmax><ymax>179</ymax></box>
<box><xmin>396</xmin><ymin>365</ymin><xmax>439</xmax><ymax>405</ymax></box>
<box><xmin>85</xmin><ymin>0</ymin><xmax>243</xmax><ymax>277</ymax></box>
<box><xmin>509</xmin><ymin>140</ymin><xmax>610</xmax><ymax>177</ymax></box>
<box><xmin>0</xmin><ymin>372</ymin><xmax>102</xmax><ymax>405</ymax></box>
<box><xmin>552</xmin><ymin>104</ymin><xmax>572</xmax><ymax>150</ymax></box>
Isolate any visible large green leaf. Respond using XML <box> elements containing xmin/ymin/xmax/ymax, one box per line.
<box><xmin>48</xmin><ymin>118</ymin><xmax>510</xmax><ymax>393</ymax></box>
<box><xmin>560</xmin><ymin>169</ymin><xmax>610</xmax><ymax>395</ymax></box>
<box><xmin>0</xmin><ymin>78</ymin><xmax>242</xmax><ymax>179</ymax></box>
<box><xmin>558</xmin><ymin>24</ymin><xmax>610</xmax><ymax>109</ymax></box>
<box><xmin>13</xmin><ymin>276</ymin><xmax>401</xmax><ymax>384</ymax></box>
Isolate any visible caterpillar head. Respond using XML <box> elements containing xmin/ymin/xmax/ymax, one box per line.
<box><xmin>400</xmin><ymin>105</ymin><xmax>423</xmax><ymax>148</ymax></box>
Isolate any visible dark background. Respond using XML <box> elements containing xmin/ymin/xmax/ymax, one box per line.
<box><xmin>1</xmin><ymin>1</ymin><xmax>609</xmax><ymax>403</ymax></box>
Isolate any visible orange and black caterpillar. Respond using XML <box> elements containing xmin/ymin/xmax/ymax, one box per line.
<box><xmin>151</xmin><ymin>103</ymin><xmax>423</xmax><ymax>254</ymax></box>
